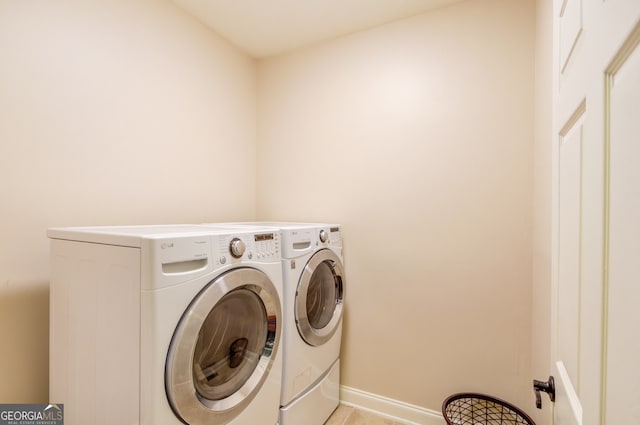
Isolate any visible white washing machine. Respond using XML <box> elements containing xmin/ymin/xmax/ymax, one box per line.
<box><xmin>206</xmin><ymin>222</ymin><xmax>346</xmax><ymax>425</ymax></box>
<box><xmin>48</xmin><ymin>224</ymin><xmax>283</xmax><ymax>425</ymax></box>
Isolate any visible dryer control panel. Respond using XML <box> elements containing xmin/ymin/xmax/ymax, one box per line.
<box><xmin>328</xmin><ymin>226</ymin><xmax>342</xmax><ymax>247</ymax></box>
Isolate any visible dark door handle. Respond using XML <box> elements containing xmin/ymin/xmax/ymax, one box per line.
<box><xmin>533</xmin><ymin>376</ymin><xmax>555</xmax><ymax>409</ymax></box>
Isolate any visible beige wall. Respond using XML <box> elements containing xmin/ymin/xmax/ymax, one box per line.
<box><xmin>531</xmin><ymin>0</ymin><xmax>553</xmax><ymax>424</ymax></box>
<box><xmin>0</xmin><ymin>0</ymin><xmax>256</xmax><ymax>401</ymax></box>
<box><xmin>257</xmin><ymin>0</ymin><xmax>535</xmax><ymax>413</ymax></box>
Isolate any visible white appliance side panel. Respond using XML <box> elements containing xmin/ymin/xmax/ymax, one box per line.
<box><xmin>280</xmin><ymin>359</ymin><xmax>340</xmax><ymax>425</ymax></box>
<box><xmin>49</xmin><ymin>239</ymin><xmax>140</xmax><ymax>425</ymax></box>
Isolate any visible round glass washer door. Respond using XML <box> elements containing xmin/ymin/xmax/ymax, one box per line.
<box><xmin>166</xmin><ymin>267</ymin><xmax>281</xmax><ymax>425</ymax></box>
<box><xmin>295</xmin><ymin>249</ymin><xmax>345</xmax><ymax>346</ymax></box>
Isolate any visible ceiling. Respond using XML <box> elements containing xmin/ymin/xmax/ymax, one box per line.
<box><xmin>172</xmin><ymin>0</ymin><xmax>465</xmax><ymax>58</ymax></box>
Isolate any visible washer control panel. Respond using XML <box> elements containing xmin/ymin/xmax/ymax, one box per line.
<box><xmin>217</xmin><ymin>231</ymin><xmax>280</xmax><ymax>264</ymax></box>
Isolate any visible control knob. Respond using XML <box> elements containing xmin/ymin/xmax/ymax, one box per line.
<box><xmin>229</xmin><ymin>238</ymin><xmax>246</xmax><ymax>258</ymax></box>
<box><xmin>319</xmin><ymin>229</ymin><xmax>328</xmax><ymax>243</ymax></box>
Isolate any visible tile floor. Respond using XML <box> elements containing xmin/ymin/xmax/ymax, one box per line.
<box><xmin>325</xmin><ymin>405</ymin><xmax>406</xmax><ymax>425</ymax></box>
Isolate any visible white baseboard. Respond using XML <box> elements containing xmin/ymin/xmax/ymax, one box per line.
<box><xmin>339</xmin><ymin>386</ymin><xmax>446</xmax><ymax>425</ymax></box>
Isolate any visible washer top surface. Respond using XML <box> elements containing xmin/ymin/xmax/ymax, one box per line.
<box><xmin>219</xmin><ymin>221</ymin><xmax>338</xmax><ymax>230</ymax></box>
<box><xmin>47</xmin><ymin>224</ymin><xmax>279</xmax><ymax>248</ymax></box>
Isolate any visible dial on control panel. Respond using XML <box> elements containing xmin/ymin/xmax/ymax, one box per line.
<box><xmin>319</xmin><ymin>229</ymin><xmax>328</xmax><ymax>243</ymax></box>
<box><xmin>229</xmin><ymin>238</ymin><xmax>246</xmax><ymax>258</ymax></box>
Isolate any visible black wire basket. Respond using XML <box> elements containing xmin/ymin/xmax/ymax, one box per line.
<box><xmin>442</xmin><ymin>393</ymin><xmax>536</xmax><ymax>425</ymax></box>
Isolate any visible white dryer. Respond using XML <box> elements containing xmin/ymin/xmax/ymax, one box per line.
<box><xmin>48</xmin><ymin>225</ymin><xmax>283</xmax><ymax>425</ymax></box>
<box><xmin>209</xmin><ymin>222</ymin><xmax>346</xmax><ymax>425</ymax></box>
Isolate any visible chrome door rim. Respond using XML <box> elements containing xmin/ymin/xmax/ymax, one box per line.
<box><xmin>295</xmin><ymin>249</ymin><xmax>345</xmax><ymax>346</ymax></box>
<box><xmin>166</xmin><ymin>267</ymin><xmax>281</xmax><ymax>425</ymax></box>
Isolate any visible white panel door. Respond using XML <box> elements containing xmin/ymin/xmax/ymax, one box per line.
<box><xmin>603</xmin><ymin>21</ymin><xmax>640</xmax><ymax>425</ymax></box>
<box><xmin>551</xmin><ymin>1</ymin><xmax>640</xmax><ymax>425</ymax></box>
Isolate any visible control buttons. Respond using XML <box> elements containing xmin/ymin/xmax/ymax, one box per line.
<box><xmin>254</xmin><ymin>240</ymin><xmax>279</xmax><ymax>259</ymax></box>
<box><xmin>319</xmin><ymin>229</ymin><xmax>328</xmax><ymax>243</ymax></box>
<box><xmin>229</xmin><ymin>238</ymin><xmax>246</xmax><ymax>258</ymax></box>
<box><xmin>220</xmin><ymin>256</ymin><xmax>227</xmax><ymax>264</ymax></box>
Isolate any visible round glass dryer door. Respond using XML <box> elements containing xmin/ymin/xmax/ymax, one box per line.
<box><xmin>295</xmin><ymin>249</ymin><xmax>345</xmax><ymax>346</ymax></box>
<box><xmin>166</xmin><ymin>268</ymin><xmax>281</xmax><ymax>425</ymax></box>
